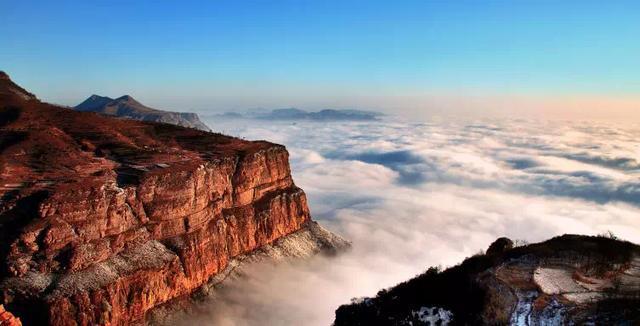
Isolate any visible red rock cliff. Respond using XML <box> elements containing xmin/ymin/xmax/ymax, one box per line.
<box><xmin>0</xmin><ymin>73</ymin><xmax>310</xmax><ymax>325</ymax></box>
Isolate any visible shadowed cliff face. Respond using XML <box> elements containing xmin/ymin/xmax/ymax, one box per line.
<box><xmin>0</xmin><ymin>73</ymin><xmax>314</xmax><ymax>325</ymax></box>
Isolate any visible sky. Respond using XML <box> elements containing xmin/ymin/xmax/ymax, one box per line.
<box><xmin>1</xmin><ymin>0</ymin><xmax>639</xmax><ymax>119</ymax></box>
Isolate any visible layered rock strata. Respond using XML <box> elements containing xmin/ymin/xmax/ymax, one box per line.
<box><xmin>147</xmin><ymin>220</ymin><xmax>350</xmax><ymax>325</ymax></box>
<box><xmin>0</xmin><ymin>72</ymin><xmax>335</xmax><ymax>325</ymax></box>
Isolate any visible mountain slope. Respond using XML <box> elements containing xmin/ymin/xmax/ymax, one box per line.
<box><xmin>74</xmin><ymin>94</ymin><xmax>113</xmax><ymax>111</ymax></box>
<box><xmin>0</xmin><ymin>71</ymin><xmax>36</xmax><ymax>102</ymax></box>
<box><xmin>74</xmin><ymin>94</ymin><xmax>211</xmax><ymax>131</ymax></box>
<box><xmin>334</xmin><ymin>235</ymin><xmax>640</xmax><ymax>325</ymax></box>
<box><xmin>0</xmin><ymin>72</ymin><xmax>347</xmax><ymax>325</ymax></box>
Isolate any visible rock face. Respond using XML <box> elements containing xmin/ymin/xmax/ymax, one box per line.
<box><xmin>0</xmin><ymin>304</ymin><xmax>22</xmax><ymax>326</ymax></box>
<box><xmin>147</xmin><ymin>221</ymin><xmax>351</xmax><ymax>325</ymax></box>
<box><xmin>0</xmin><ymin>72</ymin><xmax>332</xmax><ymax>325</ymax></box>
<box><xmin>335</xmin><ymin>235</ymin><xmax>640</xmax><ymax>325</ymax></box>
<box><xmin>75</xmin><ymin>94</ymin><xmax>211</xmax><ymax>131</ymax></box>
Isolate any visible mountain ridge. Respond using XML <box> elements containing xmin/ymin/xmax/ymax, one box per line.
<box><xmin>214</xmin><ymin>107</ymin><xmax>383</xmax><ymax>121</ymax></box>
<box><xmin>75</xmin><ymin>93</ymin><xmax>211</xmax><ymax>131</ymax></box>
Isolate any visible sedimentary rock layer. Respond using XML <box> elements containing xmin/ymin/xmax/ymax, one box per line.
<box><xmin>0</xmin><ymin>72</ymin><xmax>315</xmax><ymax>325</ymax></box>
<box><xmin>147</xmin><ymin>220</ymin><xmax>351</xmax><ymax>325</ymax></box>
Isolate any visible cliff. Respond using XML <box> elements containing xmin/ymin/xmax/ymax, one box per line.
<box><xmin>334</xmin><ymin>235</ymin><xmax>640</xmax><ymax>325</ymax></box>
<box><xmin>75</xmin><ymin>94</ymin><xmax>211</xmax><ymax>131</ymax></box>
<box><xmin>148</xmin><ymin>220</ymin><xmax>350</xmax><ymax>325</ymax></box>
<box><xmin>0</xmin><ymin>72</ymin><xmax>343</xmax><ymax>325</ymax></box>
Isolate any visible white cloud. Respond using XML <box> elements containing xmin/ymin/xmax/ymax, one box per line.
<box><xmin>183</xmin><ymin>117</ymin><xmax>640</xmax><ymax>326</ymax></box>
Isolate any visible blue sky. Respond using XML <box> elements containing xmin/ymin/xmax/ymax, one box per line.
<box><xmin>1</xmin><ymin>0</ymin><xmax>639</xmax><ymax>117</ymax></box>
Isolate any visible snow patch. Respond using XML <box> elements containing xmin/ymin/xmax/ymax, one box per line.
<box><xmin>510</xmin><ymin>291</ymin><xmax>537</xmax><ymax>326</ymax></box>
<box><xmin>411</xmin><ymin>306</ymin><xmax>453</xmax><ymax>325</ymax></box>
<box><xmin>509</xmin><ymin>291</ymin><xmax>567</xmax><ymax>325</ymax></box>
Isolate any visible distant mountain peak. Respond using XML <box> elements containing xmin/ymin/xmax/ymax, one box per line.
<box><xmin>115</xmin><ymin>95</ymin><xmax>135</xmax><ymax>101</ymax></box>
<box><xmin>240</xmin><ymin>108</ymin><xmax>382</xmax><ymax>121</ymax></box>
<box><xmin>0</xmin><ymin>71</ymin><xmax>10</xmax><ymax>80</ymax></box>
<box><xmin>74</xmin><ymin>93</ymin><xmax>210</xmax><ymax>131</ymax></box>
<box><xmin>113</xmin><ymin>95</ymin><xmax>142</xmax><ymax>106</ymax></box>
<box><xmin>75</xmin><ymin>94</ymin><xmax>114</xmax><ymax>111</ymax></box>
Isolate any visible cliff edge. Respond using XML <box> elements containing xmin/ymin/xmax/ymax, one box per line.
<box><xmin>0</xmin><ymin>72</ymin><xmax>346</xmax><ymax>325</ymax></box>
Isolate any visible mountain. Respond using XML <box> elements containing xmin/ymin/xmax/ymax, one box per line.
<box><xmin>0</xmin><ymin>72</ymin><xmax>348</xmax><ymax>325</ymax></box>
<box><xmin>307</xmin><ymin>109</ymin><xmax>382</xmax><ymax>121</ymax></box>
<box><xmin>74</xmin><ymin>94</ymin><xmax>113</xmax><ymax>110</ymax></box>
<box><xmin>267</xmin><ymin>108</ymin><xmax>310</xmax><ymax>119</ymax></box>
<box><xmin>75</xmin><ymin>94</ymin><xmax>211</xmax><ymax>131</ymax></box>
<box><xmin>335</xmin><ymin>234</ymin><xmax>640</xmax><ymax>325</ymax></box>
<box><xmin>215</xmin><ymin>108</ymin><xmax>382</xmax><ymax>121</ymax></box>
<box><xmin>262</xmin><ymin>108</ymin><xmax>382</xmax><ymax>120</ymax></box>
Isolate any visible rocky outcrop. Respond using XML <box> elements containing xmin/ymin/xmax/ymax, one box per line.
<box><xmin>0</xmin><ymin>72</ymin><xmax>342</xmax><ymax>325</ymax></box>
<box><xmin>75</xmin><ymin>94</ymin><xmax>211</xmax><ymax>131</ymax></box>
<box><xmin>335</xmin><ymin>235</ymin><xmax>640</xmax><ymax>325</ymax></box>
<box><xmin>0</xmin><ymin>305</ymin><xmax>22</xmax><ymax>326</ymax></box>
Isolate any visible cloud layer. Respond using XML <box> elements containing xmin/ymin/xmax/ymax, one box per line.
<box><xmin>185</xmin><ymin>117</ymin><xmax>640</xmax><ymax>325</ymax></box>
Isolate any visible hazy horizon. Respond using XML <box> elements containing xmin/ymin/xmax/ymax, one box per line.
<box><xmin>2</xmin><ymin>0</ymin><xmax>639</xmax><ymax>121</ymax></box>
<box><xmin>4</xmin><ymin>72</ymin><xmax>640</xmax><ymax>123</ymax></box>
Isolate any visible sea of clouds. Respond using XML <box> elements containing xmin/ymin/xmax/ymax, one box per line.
<box><xmin>185</xmin><ymin>116</ymin><xmax>640</xmax><ymax>325</ymax></box>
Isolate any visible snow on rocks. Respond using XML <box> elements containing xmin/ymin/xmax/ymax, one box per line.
<box><xmin>509</xmin><ymin>291</ymin><xmax>537</xmax><ymax>326</ymax></box>
<box><xmin>411</xmin><ymin>306</ymin><xmax>453</xmax><ymax>325</ymax></box>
